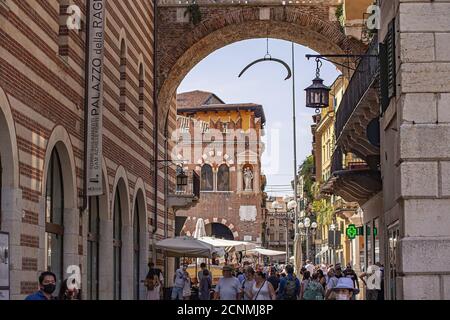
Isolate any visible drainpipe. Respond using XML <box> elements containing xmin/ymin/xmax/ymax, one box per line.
<box><xmin>153</xmin><ymin>0</ymin><xmax>159</xmax><ymax>237</ymax></box>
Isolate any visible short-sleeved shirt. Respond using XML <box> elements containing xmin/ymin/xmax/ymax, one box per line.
<box><xmin>366</xmin><ymin>265</ymin><xmax>382</xmax><ymax>290</ymax></box>
<box><xmin>215</xmin><ymin>277</ymin><xmax>241</xmax><ymax>300</ymax></box>
<box><xmin>326</xmin><ymin>276</ymin><xmax>339</xmax><ymax>291</ymax></box>
<box><xmin>25</xmin><ymin>291</ymin><xmax>52</xmax><ymax>300</ymax></box>
<box><xmin>174</xmin><ymin>268</ymin><xmax>186</xmax><ymax>288</ymax></box>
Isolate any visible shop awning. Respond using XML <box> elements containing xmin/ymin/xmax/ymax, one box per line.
<box><xmin>199</xmin><ymin>237</ymin><xmax>256</xmax><ymax>252</ymax></box>
<box><xmin>315</xmin><ymin>245</ymin><xmax>329</xmax><ymax>258</ymax></box>
<box><xmin>249</xmin><ymin>248</ymin><xmax>286</xmax><ymax>257</ymax></box>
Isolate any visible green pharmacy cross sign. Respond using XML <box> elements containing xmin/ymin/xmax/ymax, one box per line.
<box><xmin>345</xmin><ymin>224</ymin><xmax>378</xmax><ymax>240</ymax></box>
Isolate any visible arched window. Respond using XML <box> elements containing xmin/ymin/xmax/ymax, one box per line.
<box><xmin>119</xmin><ymin>40</ymin><xmax>127</xmax><ymax>112</ymax></box>
<box><xmin>133</xmin><ymin>198</ymin><xmax>140</xmax><ymax>300</ymax></box>
<box><xmin>113</xmin><ymin>191</ymin><xmax>122</xmax><ymax>300</ymax></box>
<box><xmin>201</xmin><ymin>164</ymin><xmax>213</xmax><ymax>191</ymax></box>
<box><xmin>138</xmin><ymin>64</ymin><xmax>144</xmax><ymax>129</ymax></box>
<box><xmin>45</xmin><ymin>149</ymin><xmax>64</xmax><ymax>292</ymax></box>
<box><xmin>217</xmin><ymin>164</ymin><xmax>230</xmax><ymax>191</ymax></box>
<box><xmin>87</xmin><ymin>196</ymin><xmax>100</xmax><ymax>300</ymax></box>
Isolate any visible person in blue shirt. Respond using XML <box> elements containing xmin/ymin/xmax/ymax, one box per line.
<box><xmin>278</xmin><ymin>265</ymin><xmax>300</xmax><ymax>300</ymax></box>
<box><xmin>25</xmin><ymin>271</ymin><xmax>57</xmax><ymax>300</ymax></box>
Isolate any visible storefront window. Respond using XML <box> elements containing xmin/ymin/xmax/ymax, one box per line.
<box><xmin>374</xmin><ymin>218</ymin><xmax>380</xmax><ymax>263</ymax></box>
<box><xmin>365</xmin><ymin>223</ymin><xmax>373</xmax><ymax>268</ymax></box>
<box><xmin>388</xmin><ymin>222</ymin><xmax>400</xmax><ymax>300</ymax></box>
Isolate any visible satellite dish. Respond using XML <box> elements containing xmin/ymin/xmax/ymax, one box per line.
<box><xmin>367</xmin><ymin>117</ymin><xmax>380</xmax><ymax>147</ymax></box>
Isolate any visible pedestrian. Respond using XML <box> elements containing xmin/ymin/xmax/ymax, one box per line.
<box><xmin>267</xmin><ymin>267</ymin><xmax>280</xmax><ymax>293</ymax></box>
<box><xmin>214</xmin><ymin>265</ymin><xmax>241</xmax><ymax>300</ymax></box>
<box><xmin>241</xmin><ymin>267</ymin><xmax>256</xmax><ymax>300</ymax></box>
<box><xmin>145</xmin><ymin>262</ymin><xmax>164</xmax><ymax>300</ymax></box>
<box><xmin>278</xmin><ymin>265</ymin><xmax>300</xmax><ymax>300</ymax></box>
<box><xmin>329</xmin><ymin>277</ymin><xmax>359</xmax><ymax>300</ymax></box>
<box><xmin>360</xmin><ymin>262</ymin><xmax>383</xmax><ymax>300</ymax></box>
<box><xmin>237</xmin><ymin>267</ymin><xmax>245</xmax><ymax>284</ymax></box>
<box><xmin>25</xmin><ymin>271</ymin><xmax>57</xmax><ymax>300</ymax></box>
<box><xmin>197</xmin><ymin>263</ymin><xmax>209</xmax><ymax>284</ymax></box>
<box><xmin>250</xmin><ymin>271</ymin><xmax>276</xmax><ymax>300</ymax></box>
<box><xmin>305</xmin><ymin>260</ymin><xmax>315</xmax><ymax>275</ymax></box>
<box><xmin>343</xmin><ymin>265</ymin><xmax>359</xmax><ymax>300</ymax></box>
<box><xmin>335</xmin><ymin>264</ymin><xmax>343</xmax><ymax>278</ymax></box>
<box><xmin>325</xmin><ymin>268</ymin><xmax>339</xmax><ymax>300</ymax></box>
<box><xmin>58</xmin><ymin>278</ymin><xmax>81</xmax><ymax>300</ymax></box>
<box><xmin>299</xmin><ymin>270</ymin><xmax>310</xmax><ymax>300</ymax></box>
<box><xmin>199</xmin><ymin>269</ymin><xmax>212</xmax><ymax>300</ymax></box>
<box><xmin>317</xmin><ymin>269</ymin><xmax>327</xmax><ymax>290</ymax></box>
<box><xmin>171</xmin><ymin>264</ymin><xmax>188</xmax><ymax>300</ymax></box>
<box><xmin>183</xmin><ymin>271</ymin><xmax>192</xmax><ymax>300</ymax></box>
<box><xmin>302</xmin><ymin>272</ymin><xmax>324</xmax><ymax>300</ymax></box>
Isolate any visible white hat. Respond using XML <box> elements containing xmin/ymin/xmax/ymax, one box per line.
<box><xmin>332</xmin><ymin>277</ymin><xmax>360</xmax><ymax>294</ymax></box>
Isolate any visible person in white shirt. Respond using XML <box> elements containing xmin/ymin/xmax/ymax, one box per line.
<box><xmin>360</xmin><ymin>262</ymin><xmax>382</xmax><ymax>300</ymax></box>
<box><xmin>305</xmin><ymin>260</ymin><xmax>315</xmax><ymax>275</ymax></box>
<box><xmin>172</xmin><ymin>264</ymin><xmax>187</xmax><ymax>300</ymax></box>
<box><xmin>214</xmin><ymin>265</ymin><xmax>241</xmax><ymax>300</ymax></box>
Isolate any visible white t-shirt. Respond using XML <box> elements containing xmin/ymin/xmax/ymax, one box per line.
<box><xmin>366</xmin><ymin>265</ymin><xmax>382</xmax><ymax>290</ymax></box>
<box><xmin>215</xmin><ymin>277</ymin><xmax>241</xmax><ymax>300</ymax></box>
<box><xmin>252</xmin><ymin>281</ymin><xmax>272</xmax><ymax>300</ymax></box>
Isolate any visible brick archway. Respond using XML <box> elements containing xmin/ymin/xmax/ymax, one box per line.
<box><xmin>157</xmin><ymin>4</ymin><xmax>366</xmax><ymax>123</ymax></box>
<box><xmin>182</xmin><ymin>217</ymin><xmax>239</xmax><ymax>240</ymax></box>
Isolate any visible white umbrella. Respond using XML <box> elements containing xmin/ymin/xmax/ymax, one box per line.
<box><xmin>193</xmin><ymin>218</ymin><xmax>207</xmax><ymax>239</ymax></box>
<box><xmin>155</xmin><ymin>236</ymin><xmax>217</xmax><ymax>258</ymax></box>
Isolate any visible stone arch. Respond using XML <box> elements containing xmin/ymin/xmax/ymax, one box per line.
<box><xmin>0</xmin><ymin>88</ymin><xmax>19</xmax><ymax>191</ymax></box>
<box><xmin>118</xmin><ymin>28</ymin><xmax>128</xmax><ymax>56</ymax></box>
<box><xmin>42</xmin><ymin>125</ymin><xmax>77</xmax><ymax>210</ymax></box>
<box><xmin>157</xmin><ymin>6</ymin><xmax>366</xmax><ymax>120</ymax></box>
<box><xmin>110</xmin><ymin>166</ymin><xmax>130</xmax><ymax>224</ymax></box>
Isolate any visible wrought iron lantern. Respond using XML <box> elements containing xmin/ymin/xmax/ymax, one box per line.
<box><xmin>176</xmin><ymin>166</ymin><xmax>188</xmax><ymax>187</ymax></box>
<box><xmin>305</xmin><ymin>58</ymin><xmax>331</xmax><ymax>112</ymax></box>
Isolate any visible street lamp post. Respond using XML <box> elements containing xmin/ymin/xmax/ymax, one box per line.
<box><xmin>298</xmin><ymin>217</ymin><xmax>318</xmax><ymax>263</ymax></box>
<box><xmin>271</xmin><ymin>197</ymin><xmax>297</xmax><ymax>264</ymax></box>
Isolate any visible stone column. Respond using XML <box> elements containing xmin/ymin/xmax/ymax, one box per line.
<box><xmin>98</xmin><ymin>219</ymin><xmax>113</xmax><ymax>300</ymax></box>
<box><xmin>121</xmin><ymin>225</ymin><xmax>134</xmax><ymax>300</ymax></box>
<box><xmin>63</xmin><ymin>208</ymin><xmax>80</xmax><ymax>278</ymax></box>
<box><xmin>1</xmin><ymin>188</ymin><xmax>22</xmax><ymax>299</ymax></box>
<box><xmin>237</xmin><ymin>165</ymin><xmax>243</xmax><ymax>192</ymax></box>
<box><xmin>381</xmin><ymin>1</ymin><xmax>450</xmax><ymax>300</ymax></box>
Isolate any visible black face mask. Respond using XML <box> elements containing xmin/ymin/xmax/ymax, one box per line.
<box><xmin>42</xmin><ymin>284</ymin><xmax>56</xmax><ymax>295</ymax></box>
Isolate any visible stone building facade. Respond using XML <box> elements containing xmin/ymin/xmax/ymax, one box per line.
<box><xmin>175</xmin><ymin>91</ymin><xmax>266</xmax><ymax>244</ymax></box>
<box><xmin>0</xmin><ymin>0</ymin><xmax>177</xmax><ymax>300</ymax></box>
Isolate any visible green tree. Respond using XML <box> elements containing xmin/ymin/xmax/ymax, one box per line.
<box><xmin>312</xmin><ymin>199</ymin><xmax>334</xmax><ymax>226</ymax></box>
<box><xmin>300</xmin><ymin>155</ymin><xmax>315</xmax><ymax>203</ymax></box>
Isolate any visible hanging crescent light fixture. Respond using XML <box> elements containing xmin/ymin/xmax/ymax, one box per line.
<box><xmin>238</xmin><ymin>36</ymin><xmax>292</xmax><ymax>81</ymax></box>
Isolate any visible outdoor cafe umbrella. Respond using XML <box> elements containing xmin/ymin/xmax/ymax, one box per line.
<box><xmin>155</xmin><ymin>236</ymin><xmax>217</xmax><ymax>258</ymax></box>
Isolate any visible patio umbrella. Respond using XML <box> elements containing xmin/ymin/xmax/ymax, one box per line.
<box><xmin>293</xmin><ymin>234</ymin><xmax>303</xmax><ymax>275</ymax></box>
<box><xmin>193</xmin><ymin>218</ymin><xmax>207</xmax><ymax>239</ymax></box>
<box><xmin>155</xmin><ymin>236</ymin><xmax>217</xmax><ymax>258</ymax></box>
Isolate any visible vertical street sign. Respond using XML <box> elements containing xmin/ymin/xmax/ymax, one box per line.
<box><xmin>85</xmin><ymin>0</ymin><xmax>105</xmax><ymax>196</ymax></box>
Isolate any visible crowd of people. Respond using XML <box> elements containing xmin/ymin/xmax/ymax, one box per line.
<box><xmin>167</xmin><ymin>260</ymin><xmax>385</xmax><ymax>301</ymax></box>
<box><xmin>23</xmin><ymin>260</ymin><xmax>384</xmax><ymax>301</ymax></box>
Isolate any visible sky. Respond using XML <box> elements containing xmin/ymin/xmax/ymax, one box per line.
<box><xmin>178</xmin><ymin>39</ymin><xmax>341</xmax><ymax>197</ymax></box>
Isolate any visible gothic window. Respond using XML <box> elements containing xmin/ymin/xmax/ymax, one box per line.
<box><xmin>217</xmin><ymin>164</ymin><xmax>230</xmax><ymax>191</ymax></box>
<box><xmin>201</xmin><ymin>164</ymin><xmax>213</xmax><ymax>191</ymax></box>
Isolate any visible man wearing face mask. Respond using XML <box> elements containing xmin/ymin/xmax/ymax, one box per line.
<box><xmin>330</xmin><ymin>277</ymin><xmax>359</xmax><ymax>300</ymax></box>
<box><xmin>25</xmin><ymin>272</ymin><xmax>57</xmax><ymax>300</ymax></box>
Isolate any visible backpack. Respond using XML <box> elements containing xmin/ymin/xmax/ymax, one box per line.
<box><xmin>283</xmin><ymin>277</ymin><xmax>297</xmax><ymax>300</ymax></box>
<box><xmin>303</xmin><ymin>281</ymin><xmax>324</xmax><ymax>300</ymax></box>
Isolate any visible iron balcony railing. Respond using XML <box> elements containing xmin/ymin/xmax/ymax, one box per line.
<box><xmin>174</xmin><ymin>170</ymin><xmax>200</xmax><ymax>199</ymax></box>
<box><xmin>335</xmin><ymin>35</ymin><xmax>379</xmax><ymax>141</ymax></box>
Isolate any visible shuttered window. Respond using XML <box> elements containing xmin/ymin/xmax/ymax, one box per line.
<box><xmin>380</xmin><ymin>19</ymin><xmax>396</xmax><ymax>114</ymax></box>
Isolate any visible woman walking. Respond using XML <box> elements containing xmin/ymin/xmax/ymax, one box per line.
<box><xmin>250</xmin><ymin>271</ymin><xmax>276</xmax><ymax>300</ymax></box>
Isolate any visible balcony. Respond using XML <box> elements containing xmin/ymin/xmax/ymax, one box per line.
<box><xmin>168</xmin><ymin>170</ymin><xmax>200</xmax><ymax>211</ymax></box>
<box><xmin>321</xmin><ymin>147</ymin><xmax>382</xmax><ymax>205</ymax></box>
<box><xmin>335</xmin><ymin>35</ymin><xmax>380</xmax><ymax>166</ymax></box>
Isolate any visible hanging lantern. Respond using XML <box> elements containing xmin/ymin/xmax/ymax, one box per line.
<box><xmin>305</xmin><ymin>59</ymin><xmax>331</xmax><ymax>112</ymax></box>
<box><xmin>176</xmin><ymin>166</ymin><xmax>188</xmax><ymax>187</ymax></box>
